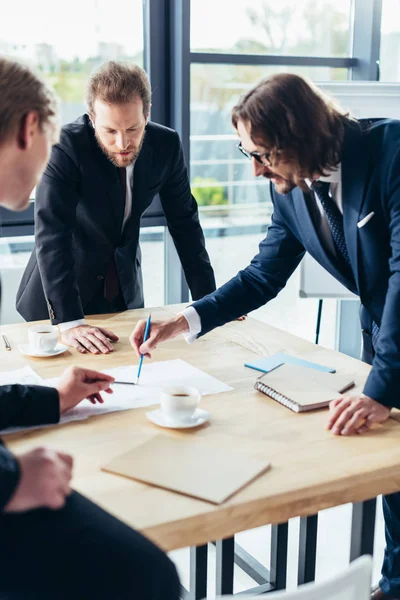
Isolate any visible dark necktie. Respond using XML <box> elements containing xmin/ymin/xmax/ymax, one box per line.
<box><xmin>311</xmin><ymin>181</ymin><xmax>380</xmax><ymax>349</ymax></box>
<box><xmin>104</xmin><ymin>167</ymin><xmax>127</xmax><ymax>303</ymax></box>
<box><xmin>311</xmin><ymin>181</ymin><xmax>350</xmax><ymax>266</ymax></box>
<box><xmin>119</xmin><ymin>166</ymin><xmax>127</xmax><ymax>206</ymax></box>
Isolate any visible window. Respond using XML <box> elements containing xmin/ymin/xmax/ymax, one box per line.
<box><xmin>191</xmin><ymin>0</ymin><xmax>353</xmax><ymax>57</ymax></box>
<box><xmin>0</xmin><ymin>0</ymin><xmax>143</xmax><ymax>125</ymax></box>
<box><xmin>379</xmin><ymin>0</ymin><xmax>400</xmax><ymax>82</ymax></box>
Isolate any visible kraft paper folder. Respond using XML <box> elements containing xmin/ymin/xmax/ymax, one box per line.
<box><xmin>103</xmin><ymin>434</ymin><xmax>271</xmax><ymax>505</ymax></box>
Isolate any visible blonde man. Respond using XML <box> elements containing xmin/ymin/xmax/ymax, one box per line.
<box><xmin>17</xmin><ymin>60</ymin><xmax>215</xmax><ymax>355</ymax></box>
<box><xmin>0</xmin><ymin>57</ymin><xmax>179</xmax><ymax>600</ymax></box>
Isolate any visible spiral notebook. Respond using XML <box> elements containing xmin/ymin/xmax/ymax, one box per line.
<box><xmin>254</xmin><ymin>363</ymin><xmax>355</xmax><ymax>413</ymax></box>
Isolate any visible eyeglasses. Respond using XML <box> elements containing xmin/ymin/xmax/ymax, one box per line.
<box><xmin>237</xmin><ymin>141</ymin><xmax>273</xmax><ymax>167</ymax></box>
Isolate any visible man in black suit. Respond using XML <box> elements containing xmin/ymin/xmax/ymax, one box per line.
<box><xmin>0</xmin><ymin>57</ymin><xmax>179</xmax><ymax>599</ymax></box>
<box><xmin>16</xmin><ymin>60</ymin><xmax>216</xmax><ymax>355</ymax></box>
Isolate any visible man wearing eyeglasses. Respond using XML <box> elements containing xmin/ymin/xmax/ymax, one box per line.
<box><xmin>16</xmin><ymin>60</ymin><xmax>215</xmax><ymax>355</ymax></box>
<box><xmin>130</xmin><ymin>73</ymin><xmax>400</xmax><ymax>600</ymax></box>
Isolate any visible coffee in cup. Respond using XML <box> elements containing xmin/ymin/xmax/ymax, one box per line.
<box><xmin>160</xmin><ymin>386</ymin><xmax>201</xmax><ymax>422</ymax></box>
<box><xmin>28</xmin><ymin>324</ymin><xmax>59</xmax><ymax>353</ymax></box>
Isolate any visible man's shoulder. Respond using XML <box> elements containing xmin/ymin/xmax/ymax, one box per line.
<box><xmin>145</xmin><ymin>121</ymin><xmax>179</xmax><ymax>145</ymax></box>
<box><xmin>58</xmin><ymin>114</ymin><xmax>93</xmax><ymax>152</ymax></box>
<box><xmin>366</xmin><ymin>118</ymin><xmax>400</xmax><ymax>144</ymax></box>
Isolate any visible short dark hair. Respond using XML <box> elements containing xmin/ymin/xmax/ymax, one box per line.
<box><xmin>232</xmin><ymin>73</ymin><xmax>353</xmax><ymax>176</ymax></box>
<box><xmin>86</xmin><ymin>61</ymin><xmax>151</xmax><ymax>117</ymax></box>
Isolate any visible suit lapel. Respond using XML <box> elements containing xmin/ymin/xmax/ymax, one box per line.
<box><xmin>120</xmin><ymin>134</ymin><xmax>154</xmax><ymax>246</ymax></box>
<box><xmin>292</xmin><ymin>186</ymin><xmax>357</xmax><ymax>291</ymax></box>
<box><xmin>87</xmin><ymin>121</ymin><xmax>125</xmax><ymax>242</ymax></box>
<box><xmin>341</xmin><ymin>122</ymin><xmax>369</xmax><ymax>294</ymax></box>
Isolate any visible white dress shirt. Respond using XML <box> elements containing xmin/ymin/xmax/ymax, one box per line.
<box><xmin>180</xmin><ymin>165</ymin><xmax>343</xmax><ymax>343</ymax></box>
<box><xmin>59</xmin><ymin>164</ymin><xmax>134</xmax><ymax>332</ymax></box>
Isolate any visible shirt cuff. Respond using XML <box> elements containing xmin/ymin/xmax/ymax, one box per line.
<box><xmin>181</xmin><ymin>306</ymin><xmax>201</xmax><ymax>344</ymax></box>
<box><xmin>58</xmin><ymin>319</ymin><xmax>86</xmax><ymax>332</ymax></box>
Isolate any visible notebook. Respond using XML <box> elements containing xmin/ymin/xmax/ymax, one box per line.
<box><xmin>254</xmin><ymin>363</ymin><xmax>355</xmax><ymax>413</ymax></box>
<box><xmin>245</xmin><ymin>352</ymin><xmax>335</xmax><ymax>374</ymax></box>
<box><xmin>102</xmin><ymin>434</ymin><xmax>271</xmax><ymax>505</ymax></box>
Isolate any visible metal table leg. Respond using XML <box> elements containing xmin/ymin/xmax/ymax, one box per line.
<box><xmin>350</xmin><ymin>498</ymin><xmax>377</xmax><ymax>560</ymax></box>
<box><xmin>298</xmin><ymin>514</ymin><xmax>318</xmax><ymax>584</ymax></box>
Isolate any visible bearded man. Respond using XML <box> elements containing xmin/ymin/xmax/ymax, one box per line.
<box><xmin>17</xmin><ymin>61</ymin><xmax>215</xmax><ymax>354</ymax></box>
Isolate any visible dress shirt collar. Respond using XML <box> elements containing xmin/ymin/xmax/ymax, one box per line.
<box><xmin>304</xmin><ymin>163</ymin><xmax>341</xmax><ymax>190</ymax></box>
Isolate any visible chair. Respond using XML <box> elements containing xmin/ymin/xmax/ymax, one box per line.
<box><xmin>207</xmin><ymin>555</ymin><xmax>372</xmax><ymax>599</ymax></box>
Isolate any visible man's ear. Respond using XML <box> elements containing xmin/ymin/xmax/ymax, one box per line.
<box><xmin>88</xmin><ymin>113</ymin><xmax>95</xmax><ymax>129</ymax></box>
<box><xmin>17</xmin><ymin>111</ymin><xmax>39</xmax><ymax>150</ymax></box>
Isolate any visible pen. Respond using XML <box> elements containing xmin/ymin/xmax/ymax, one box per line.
<box><xmin>136</xmin><ymin>314</ymin><xmax>151</xmax><ymax>384</ymax></box>
<box><xmin>113</xmin><ymin>381</ymin><xmax>136</xmax><ymax>386</ymax></box>
<box><xmin>2</xmin><ymin>334</ymin><xmax>11</xmax><ymax>351</ymax></box>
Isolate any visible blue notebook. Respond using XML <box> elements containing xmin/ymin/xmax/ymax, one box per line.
<box><xmin>244</xmin><ymin>352</ymin><xmax>335</xmax><ymax>374</ymax></box>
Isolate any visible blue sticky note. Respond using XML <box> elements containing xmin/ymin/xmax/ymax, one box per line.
<box><xmin>244</xmin><ymin>352</ymin><xmax>336</xmax><ymax>374</ymax></box>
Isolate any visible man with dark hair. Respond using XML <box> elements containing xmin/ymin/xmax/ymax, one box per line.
<box><xmin>17</xmin><ymin>60</ymin><xmax>216</xmax><ymax>355</ymax></box>
<box><xmin>130</xmin><ymin>73</ymin><xmax>400</xmax><ymax>599</ymax></box>
<box><xmin>0</xmin><ymin>56</ymin><xmax>180</xmax><ymax>600</ymax></box>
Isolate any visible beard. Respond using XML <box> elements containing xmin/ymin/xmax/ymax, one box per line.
<box><xmin>263</xmin><ymin>173</ymin><xmax>297</xmax><ymax>195</ymax></box>
<box><xmin>94</xmin><ymin>130</ymin><xmax>146</xmax><ymax>168</ymax></box>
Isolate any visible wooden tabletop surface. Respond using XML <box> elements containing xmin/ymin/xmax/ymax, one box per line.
<box><xmin>2</xmin><ymin>305</ymin><xmax>400</xmax><ymax>552</ymax></box>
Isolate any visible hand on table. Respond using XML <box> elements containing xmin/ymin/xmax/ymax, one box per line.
<box><xmin>327</xmin><ymin>394</ymin><xmax>391</xmax><ymax>435</ymax></box>
<box><xmin>56</xmin><ymin>365</ymin><xmax>115</xmax><ymax>414</ymax></box>
<box><xmin>4</xmin><ymin>447</ymin><xmax>74</xmax><ymax>512</ymax></box>
<box><xmin>61</xmin><ymin>325</ymin><xmax>119</xmax><ymax>354</ymax></box>
<box><xmin>130</xmin><ymin>315</ymin><xmax>189</xmax><ymax>359</ymax></box>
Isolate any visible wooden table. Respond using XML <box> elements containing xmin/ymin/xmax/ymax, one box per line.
<box><xmin>2</xmin><ymin>305</ymin><xmax>400</xmax><ymax>596</ymax></box>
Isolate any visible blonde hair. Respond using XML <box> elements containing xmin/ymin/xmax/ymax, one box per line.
<box><xmin>86</xmin><ymin>61</ymin><xmax>151</xmax><ymax>116</ymax></box>
<box><xmin>0</xmin><ymin>56</ymin><xmax>58</xmax><ymax>145</ymax></box>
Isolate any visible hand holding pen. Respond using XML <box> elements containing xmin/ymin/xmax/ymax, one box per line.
<box><xmin>129</xmin><ymin>313</ymin><xmax>190</xmax><ymax>359</ymax></box>
<box><xmin>135</xmin><ymin>314</ymin><xmax>151</xmax><ymax>384</ymax></box>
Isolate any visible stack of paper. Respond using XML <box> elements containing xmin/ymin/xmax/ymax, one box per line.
<box><xmin>0</xmin><ymin>360</ymin><xmax>233</xmax><ymax>434</ymax></box>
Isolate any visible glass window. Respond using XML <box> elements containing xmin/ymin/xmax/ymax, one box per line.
<box><xmin>379</xmin><ymin>0</ymin><xmax>400</xmax><ymax>82</ymax></box>
<box><xmin>191</xmin><ymin>0</ymin><xmax>352</xmax><ymax>57</ymax></box>
<box><xmin>191</xmin><ymin>62</ymin><xmax>340</xmax><ymax>346</ymax></box>
<box><xmin>139</xmin><ymin>227</ymin><xmax>165</xmax><ymax>307</ymax></box>
<box><xmin>0</xmin><ymin>0</ymin><xmax>143</xmax><ymax>125</ymax></box>
<box><xmin>191</xmin><ymin>63</ymin><xmax>347</xmax><ymax>229</ymax></box>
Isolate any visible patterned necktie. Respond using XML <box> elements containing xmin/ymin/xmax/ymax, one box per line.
<box><xmin>311</xmin><ymin>181</ymin><xmax>380</xmax><ymax>350</ymax></box>
<box><xmin>311</xmin><ymin>181</ymin><xmax>350</xmax><ymax>266</ymax></box>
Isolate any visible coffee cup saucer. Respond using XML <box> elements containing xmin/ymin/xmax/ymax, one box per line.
<box><xmin>18</xmin><ymin>343</ymin><xmax>69</xmax><ymax>358</ymax></box>
<box><xmin>146</xmin><ymin>408</ymin><xmax>210</xmax><ymax>429</ymax></box>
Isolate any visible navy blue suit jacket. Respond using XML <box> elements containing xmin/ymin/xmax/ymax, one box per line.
<box><xmin>192</xmin><ymin>119</ymin><xmax>400</xmax><ymax>409</ymax></box>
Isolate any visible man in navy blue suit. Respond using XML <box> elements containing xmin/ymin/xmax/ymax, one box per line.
<box><xmin>131</xmin><ymin>73</ymin><xmax>400</xmax><ymax>599</ymax></box>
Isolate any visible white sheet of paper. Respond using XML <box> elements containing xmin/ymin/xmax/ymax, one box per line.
<box><xmin>0</xmin><ymin>366</ymin><xmax>43</xmax><ymax>386</ymax></box>
<box><xmin>0</xmin><ymin>360</ymin><xmax>233</xmax><ymax>434</ymax></box>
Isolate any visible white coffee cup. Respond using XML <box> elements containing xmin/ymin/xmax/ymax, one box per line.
<box><xmin>28</xmin><ymin>324</ymin><xmax>59</xmax><ymax>353</ymax></box>
<box><xmin>160</xmin><ymin>386</ymin><xmax>201</xmax><ymax>423</ymax></box>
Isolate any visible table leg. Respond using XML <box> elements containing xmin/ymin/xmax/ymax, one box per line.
<box><xmin>350</xmin><ymin>498</ymin><xmax>377</xmax><ymax>560</ymax></box>
<box><xmin>270</xmin><ymin>522</ymin><xmax>289</xmax><ymax>590</ymax></box>
<box><xmin>215</xmin><ymin>537</ymin><xmax>235</xmax><ymax>595</ymax></box>
<box><xmin>297</xmin><ymin>514</ymin><xmax>318</xmax><ymax>584</ymax></box>
<box><xmin>189</xmin><ymin>544</ymin><xmax>208</xmax><ymax>600</ymax></box>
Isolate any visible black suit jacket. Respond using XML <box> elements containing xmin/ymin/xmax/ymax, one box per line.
<box><xmin>0</xmin><ymin>384</ymin><xmax>60</xmax><ymax>510</ymax></box>
<box><xmin>16</xmin><ymin>116</ymin><xmax>216</xmax><ymax>323</ymax></box>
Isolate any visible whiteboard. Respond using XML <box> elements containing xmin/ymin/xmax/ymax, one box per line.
<box><xmin>300</xmin><ymin>82</ymin><xmax>400</xmax><ymax>299</ymax></box>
